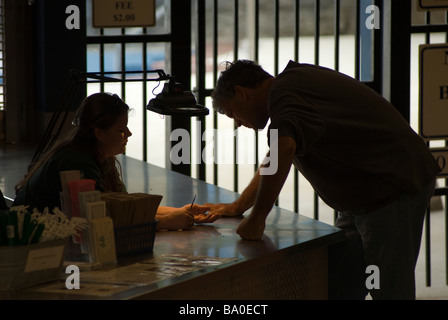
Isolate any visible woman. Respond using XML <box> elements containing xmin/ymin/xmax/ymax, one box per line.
<box><xmin>14</xmin><ymin>92</ymin><xmax>219</xmax><ymax>230</ymax></box>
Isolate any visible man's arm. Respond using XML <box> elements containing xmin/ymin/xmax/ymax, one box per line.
<box><xmin>236</xmin><ymin>135</ymin><xmax>296</xmax><ymax>240</ymax></box>
<box><xmin>204</xmin><ymin>155</ymin><xmax>266</xmax><ymax>216</ymax></box>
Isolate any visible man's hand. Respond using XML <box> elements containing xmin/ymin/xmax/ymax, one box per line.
<box><xmin>186</xmin><ymin>204</ymin><xmax>221</xmax><ymax>224</ymax></box>
<box><xmin>236</xmin><ymin>213</ymin><xmax>266</xmax><ymax>241</ymax></box>
<box><xmin>203</xmin><ymin>202</ymin><xmax>244</xmax><ymax>217</ymax></box>
<box><xmin>235</xmin><ymin>136</ymin><xmax>296</xmax><ymax>241</ymax></box>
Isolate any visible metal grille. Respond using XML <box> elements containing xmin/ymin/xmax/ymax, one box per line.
<box><xmin>190</xmin><ymin>0</ymin><xmax>448</xmax><ymax>291</ymax></box>
<box><xmin>85</xmin><ymin>0</ymin><xmax>375</xmax><ymax>226</ymax></box>
<box><xmin>0</xmin><ymin>0</ymin><xmax>5</xmax><ymax>143</ymax></box>
<box><xmin>409</xmin><ymin>0</ymin><xmax>448</xmax><ymax>287</ymax></box>
<box><xmin>190</xmin><ymin>0</ymin><xmax>378</xmax><ymax>228</ymax></box>
<box><xmin>85</xmin><ymin>0</ymin><xmax>171</xmax><ymax>166</ymax></box>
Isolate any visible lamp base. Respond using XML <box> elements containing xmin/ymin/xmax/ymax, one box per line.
<box><xmin>147</xmin><ymin>101</ymin><xmax>209</xmax><ymax>117</ymax></box>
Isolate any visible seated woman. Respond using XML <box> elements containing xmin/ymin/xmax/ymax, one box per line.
<box><xmin>13</xmin><ymin>92</ymin><xmax>219</xmax><ymax>230</ymax></box>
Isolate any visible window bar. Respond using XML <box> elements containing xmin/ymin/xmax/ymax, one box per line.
<box><xmin>355</xmin><ymin>0</ymin><xmax>361</xmax><ymax>80</ymax></box>
<box><xmin>424</xmin><ymin>9</ymin><xmax>432</xmax><ymax>287</ymax></box>
<box><xmin>293</xmin><ymin>0</ymin><xmax>300</xmax><ymax>213</ymax></box>
<box><xmin>446</xmin><ymin>9</ymin><xmax>448</xmax><ymax>42</ymax></box>
<box><xmin>254</xmin><ymin>0</ymin><xmax>259</xmax><ymax>174</ymax></box>
<box><xmin>334</xmin><ymin>0</ymin><xmax>340</xmax><ymax>72</ymax></box>
<box><xmin>274</xmin><ymin>0</ymin><xmax>280</xmax><ymax>76</ymax></box>
<box><xmin>334</xmin><ymin>0</ymin><xmax>341</xmax><ymax>223</ymax></box>
<box><xmin>99</xmin><ymin>28</ymin><xmax>105</xmax><ymax>92</ymax></box>
<box><xmin>0</xmin><ymin>0</ymin><xmax>5</xmax><ymax>112</ymax></box>
<box><xmin>196</xmin><ymin>0</ymin><xmax>207</xmax><ymax>181</ymax></box>
<box><xmin>273</xmin><ymin>0</ymin><xmax>280</xmax><ymax>207</ymax></box>
<box><xmin>213</xmin><ymin>0</ymin><xmax>219</xmax><ymax>186</ymax></box>
<box><xmin>254</xmin><ymin>0</ymin><xmax>260</xmax><ymax>64</ymax></box>
<box><xmin>442</xmin><ymin>9</ymin><xmax>448</xmax><ymax>287</ymax></box>
<box><xmin>233</xmin><ymin>0</ymin><xmax>239</xmax><ymax>193</ymax></box>
<box><xmin>121</xmin><ymin>29</ymin><xmax>126</xmax><ymax>107</ymax></box>
<box><xmin>368</xmin><ymin>0</ymin><xmax>382</xmax><ymax>93</ymax></box>
<box><xmin>313</xmin><ymin>0</ymin><xmax>321</xmax><ymax>220</ymax></box>
<box><xmin>446</xmin><ymin>173</ymin><xmax>448</xmax><ymax>286</ymax></box>
<box><xmin>233</xmin><ymin>0</ymin><xmax>239</xmax><ymax>66</ymax></box>
<box><xmin>446</xmin><ymin>162</ymin><xmax>448</xmax><ymax>285</ymax></box>
<box><xmin>424</xmin><ymin>9</ymin><xmax>432</xmax><ymax>288</ymax></box>
<box><xmin>142</xmin><ymin>29</ymin><xmax>148</xmax><ymax>162</ymax></box>
<box><xmin>294</xmin><ymin>0</ymin><xmax>300</xmax><ymax>62</ymax></box>
<box><xmin>314</xmin><ymin>0</ymin><xmax>320</xmax><ymax>66</ymax></box>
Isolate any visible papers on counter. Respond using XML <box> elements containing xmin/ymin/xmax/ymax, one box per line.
<box><xmin>100</xmin><ymin>192</ymin><xmax>162</xmax><ymax>228</ymax></box>
<box><xmin>34</xmin><ymin>254</ymin><xmax>238</xmax><ymax>297</ymax></box>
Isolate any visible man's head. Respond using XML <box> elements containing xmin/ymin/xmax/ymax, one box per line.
<box><xmin>211</xmin><ymin>60</ymin><xmax>273</xmax><ymax>129</ymax></box>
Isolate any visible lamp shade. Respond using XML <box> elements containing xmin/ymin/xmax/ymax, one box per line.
<box><xmin>147</xmin><ymin>79</ymin><xmax>209</xmax><ymax>116</ymax></box>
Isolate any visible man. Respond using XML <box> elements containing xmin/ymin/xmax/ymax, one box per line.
<box><xmin>207</xmin><ymin>60</ymin><xmax>440</xmax><ymax>299</ymax></box>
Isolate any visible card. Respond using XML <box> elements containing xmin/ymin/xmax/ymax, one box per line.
<box><xmin>86</xmin><ymin>201</ymin><xmax>106</xmax><ymax>220</ymax></box>
<box><xmin>88</xmin><ymin>217</ymin><xmax>117</xmax><ymax>265</ymax></box>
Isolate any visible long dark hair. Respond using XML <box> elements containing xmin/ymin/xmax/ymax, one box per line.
<box><xmin>16</xmin><ymin>92</ymin><xmax>130</xmax><ymax>193</ymax></box>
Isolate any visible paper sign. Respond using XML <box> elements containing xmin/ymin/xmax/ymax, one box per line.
<box><xmin>419</xmin><ymin>44</ymin><xmax>448</xmax><ymax>139</ymax></box>
<box><xmin>417</xmin><ymin>0</ymin><xmax>448</xmax><ymax>10</ymax></box>
<box><xmin>24</xmin><ymin>245</ymin><xmax>65</xmax><ymax>273</ymax></box>
<box><xmin>431</xmin><ymin>148</ymin><xmax>448</xmax><ymax>177</ymax></box>
<box><xmin>93</xmin><ymin>0</ymin><xmax>156</xmax><ymax>28</ymax></box>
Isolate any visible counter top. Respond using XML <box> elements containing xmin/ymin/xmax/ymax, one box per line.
<box><xmin>3</xmin><ymin>155</ymin><xmax>344</xmax><ymax>300</ymax></box>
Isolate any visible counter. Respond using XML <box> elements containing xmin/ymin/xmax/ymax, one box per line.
<box><xmin>3</xmin><ymin>155</ymin><xmax>344</xmax><ymax>300</ymax></box>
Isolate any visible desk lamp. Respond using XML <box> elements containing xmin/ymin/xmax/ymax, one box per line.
<box><xmin>147</xmin><ymin>77</ymin><xmax>209</xmax><ymax>117</ymax></box>
<box><xmin>72</xmin><ymin>69</ymin><xmax>208</xmax><ymax>116</ymax></box>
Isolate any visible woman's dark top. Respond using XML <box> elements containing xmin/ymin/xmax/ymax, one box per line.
<box><xmin>13</xmin><ymin>148</ymin><xmax>114</xmax><ymax>212</ymax></box>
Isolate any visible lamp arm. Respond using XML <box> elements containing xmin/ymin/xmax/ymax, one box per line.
<box><xmin>76</xmin><ymin>70</ymin><xmax>173</xmax><ymax>83</ymax></box>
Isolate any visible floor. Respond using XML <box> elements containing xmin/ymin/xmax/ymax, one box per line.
<box><xmin>1</xmin><ymin>142</ymin><xmax>447</xmax><ymax>300</ymax></box>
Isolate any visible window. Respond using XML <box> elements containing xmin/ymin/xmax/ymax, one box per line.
<box><xmin>0</xmin><ymin>0</ymin><xmax>5</xmax><ymax>112</ymax></box>
<box><xmin>85</xmin><ymin>0</ymin><xmax>170</xmax><ymax>166</ymax></box>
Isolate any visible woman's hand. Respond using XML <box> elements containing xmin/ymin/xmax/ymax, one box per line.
<box><xmin>186</xmin><ymin>204</ymin><xmax>221</xmax><ymax>224</ymax></box>
<box><xmin>156</xmin><ymin>208</ymin><xmax>193</xmax><ymax>231</ymax></box>
<box><xmin>156</xmin><ymin>204</ymin><xmax>220</xmax><ymax>231</ymax></box>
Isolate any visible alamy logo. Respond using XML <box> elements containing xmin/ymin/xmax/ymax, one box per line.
<box><xmin>170</xmin><ymin>128</ymin><xmax>278</xmax><ymax>175</ymax></box>
<box><xmin>365</xmin><ymin>5</ymin><xmax>380</xmax><ymax>30</ymax></box>
<box><xmin>65</xmin><ymin>5</ymin><xmax>80</xmax><ymax>30</ymax></box>
<box><xmin>65</xmin><ymin>265</ymin><xmax>80</xmax><ymax>289</ymax></box>
<box><xmin>365</xmin><ymin>265</ymin><xmax>380</xmax><ymax>290</ymax></box>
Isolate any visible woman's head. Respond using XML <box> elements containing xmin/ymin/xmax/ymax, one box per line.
<box><xmin>72</xmin><ymin>92</ymin><xmax>132</xmax><ymax>160</ymax></box>
<box><xmin>15</xmin><ymin>92</ymin><xmax>132</xmax><ymax>194</ymax></box>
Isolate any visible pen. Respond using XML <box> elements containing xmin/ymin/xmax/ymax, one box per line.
<box><xmin>177</xmin><ymin>194</ymin><xmax>197</xmax><ymax>232</ymax></box>
<box><xmin>189</xmin><ymin>194</ymin><xmax>196</xmax><ymax>212</ymax></box>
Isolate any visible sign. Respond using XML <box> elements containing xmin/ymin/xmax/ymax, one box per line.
<box><xmin>431</xmin><ymin>148</ymin><xmax>448</xmax><ymax>177</ymax></box>
<box><xmin>418</xmin><ymin>0</ymin><xmax>448</xmax><ymax>10</ymax></box>
<box><xmin>93</xmin><ymin>0</ymin><xmax>155</xmax><ymax>28</ymax></box>
<box><xmin>24</xmin><ymin>245</ymin><xmax>65</xmax><ymax>273</ymax></box>
<box><xmin>419</xmin><ymin>44</ymin><xmax>448</xmax><ymax>139</ymax></box>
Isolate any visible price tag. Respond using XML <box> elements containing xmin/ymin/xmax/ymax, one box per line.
<box><xmin>24</xmin><ymin>245</ymin><xmax>65</xmax><ymax>273</ymax></box>
<box><xmin>93</xmin><ymin>0</ymin><xmax>155</xmax><ymax>28</ymax></box>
